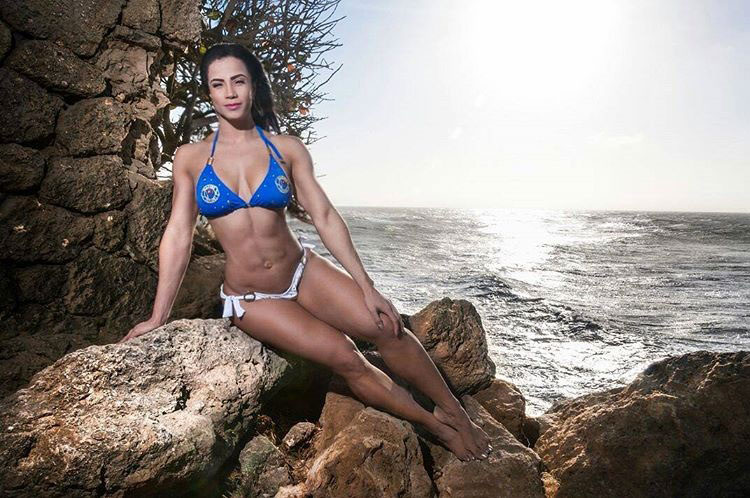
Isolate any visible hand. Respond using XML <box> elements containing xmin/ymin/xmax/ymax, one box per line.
<box><xmin>118</xmin><ymin>318</ymin><xmax>162</xmax><ymax>344</ymax></box>
<box><xmin>362</xmin><ymin>285</ymin><xmax>405</xmax><ymax>338</ymax></box>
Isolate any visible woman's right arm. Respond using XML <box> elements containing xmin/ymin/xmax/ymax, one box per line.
<box><xmin>118</xmin><ymin>145</ymin><xmax>198</xmax><ymax>343</ymax></box>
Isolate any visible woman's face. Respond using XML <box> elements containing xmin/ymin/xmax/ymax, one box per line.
<box><xmin>207</xmin><ymin>56</ymin><xmax>253</xmax><ymax>118</ymax></box>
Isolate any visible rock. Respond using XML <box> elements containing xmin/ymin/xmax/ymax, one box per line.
<box><xmin>159</xmin><ymin>0</ymin><xmax>202</xmax><ymax>45</ymax></box>
<box><xmin>0</xmin><ymin>0</ymin><xmax>124</xmax><ymax>58</ymax></box>
<box><xmin>281</xmin><ymin>422</ymin><xmax>318</xmax><ymax>453</ymax></box>
<box><xmin>0</xmin><ymin>20</ymin><xmax>11</xmax><ymax>59</ymax></box>
<box><xmin>121</xmin><ymin>0</ymin><xmax>161</xmax><ymax>33</ymax></box>
<box><xmin>94</xmin><ymin>39</ymin><xmax>155</xmax><ymax>100</ymax></box>
<box><xmin>193</xmin><ymin>222</ymin><xmax>223</xmax><ymax>256</ymax></box>
<box><xmin>0</xmin><ymin>301</ymin><xmax>101</xmax><ymax>381</ymax></box>
<box><xmin>0</xmin><ymin>68</ymin><xmax>64</xmax><ymax>143</ymax></box>
<box><xmin>314</xmin><ymin>391</ymin><xmax>366</xmax><ymax>453</ymax></box>
<box><xmin>0</xmin><ymin>144</ymin><xmax>46</xmax><ymax>192</ymax></box>
<box><xmin>525</xmin><ymin>413</ymin><xmax>559</xmax><ymax>448</ymax></box>
<box><xmin>39</xmin><ymin>155</ymin><xmax>132</xmax><ymax>214</ymax></box>
<box><xmin>275</xmin><ymin>482</ymin><xmax>311</xmax><ymax>498</ymax></box>
<box><xmin>406</xmin><ymin>297</ymin><xmax>496</xmax><ymax>395</ymax></box>
<box><xmin>11</xmin><ymin>264</ymin><xmax>67</xmax><ymax>303</ymax></box>
<box><xmin>5</xmin><ymin>40</ymin><xmax>106</xmax><ymax>97</ymax></box>
<box><xmin>0</xmin><ymin>0</ymin><xmax>201</xmax><ymax>409</ymax></box>
<box><xmin>92</xmin><ymin>210</ymin><xmax>127</xmax><ymax>252</ymax></box>
<box><xmin>423</xmin><ymin>394</ymin><xmax>546</xmax><ymax>498</ymax></box>
<box><xmin>123</xmin><ymin>172</ymin><xmax>172</xmax><ymax>272</ymax></box>
<box><xmin>0</xmin><ymin>195</ymin><xmax>93</xmax><ymax>263</ymax></box>
<box><xmin>111</xmin><ymin>24</ymin><xmax>162</xmax><ymax>51</ymax></box>
<box><xmin>237</xmin><ymin>435</ymin><xmax>292</xmax><ymax>498</ymax></box>
<box><xmin>170</xmin><ymin>253</ymin><xmax>225</xmax><ymax>320</ymax></box>
<box><xmin>55</xmin><ymin>97</ymin><xmax>132</xmax><ymax>156</ymax></box>
<box><xmin>302</xmin><ymin>407</ymin><xmax>433</xmax><ymax>498</ymax></box>
<box><xmin>0</xmin><ymin>265</ymin><xmax>16</xmax><ymax>319</ymax></box>
<box><xmin>0</xmin><ymin>319</ymin><xmax>302</xmax><ymax>496</ymax></box>
<box><xmin>473</xmin><ymin>378</ymin><xmax>529</xmax><ymax>445</ymax></box>
<box><xmin>535</xmin><ymin>350</ymin><xmax>750</xmax><ymax>497</ymax></box>
<box><xmin>63</xmin><ymin>246</ymin><xmax>155</xmax><ymax>317</ymax></box>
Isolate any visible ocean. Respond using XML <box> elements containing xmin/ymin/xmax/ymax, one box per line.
<box><xmin>290</xmin><ymin>208</ymin><xmax>750</xmax><ymax>417</ymax></box>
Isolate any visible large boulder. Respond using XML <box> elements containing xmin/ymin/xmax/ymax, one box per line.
<box><xmin>535</xmin><ymin>350</ymin><xmax>750</xmax><ymax>497</ymax></box>
<box><xmin>405</xmin><ymin>297</ymin><xmax>496</xmax><ymax>394</ymax></box>
<box><xmin>295</xmin><ymin>407</ymin><xmax>434</xmax><ymax>498</ymax></box>
<box><xmin>423</xmin><ymin>395</ymin><xmax>545</xmax><ymax>498</ymax></box>
<box><xmin>472</xmin><ymin>378</ymin><xmax>529</xmax><ymax>445</ymax></box>
<box><xmin>0</xmin><ymin>319</ymin><xmax>305</xmax><ymax>496</ymax></box>
<box><xmin>314</xmin><ymin>391</ymin><xmax>367</xmax><ymax>453</ymax></box>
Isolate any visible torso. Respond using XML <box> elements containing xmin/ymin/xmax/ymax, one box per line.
<box><xmin>182</xmin><ymin>130</ymin><xmax>304</xmax><ymax>295</ymax></box>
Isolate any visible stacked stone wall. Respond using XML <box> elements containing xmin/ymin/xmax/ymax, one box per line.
<box><xmin>0</xmin><ymin>0</ymin><xmax>201</xmax><ymax>397</ymax></box>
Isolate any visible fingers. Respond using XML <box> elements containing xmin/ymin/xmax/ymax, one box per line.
<box><xmin>389</xmin><ymin>303</ymin><xmax>406</xmax><ymax>335</ymax></box>
<box><xmin>375</xmin><ymin>304</ymin><xmax>398</xmax><ymax>337</ymax></box>
<box><xmin>368</xmin><ymin>306</ymin><xmax>384</xmax><ymax>330</ymax></box>
<box><xmin>384</xmin><ymin>299</ymin><xmax>404</xmax><ymax>336</ymax></box>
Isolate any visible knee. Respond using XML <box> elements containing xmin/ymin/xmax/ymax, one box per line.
<box><xmin>330</xmin><ymin>346</ymin><xmax>370</xmax><ymax>378</ymax></box>
<box><xmin>366</xmin><ymin>312</ymin><xmax>402</xmax><ymax>346</ymax></box>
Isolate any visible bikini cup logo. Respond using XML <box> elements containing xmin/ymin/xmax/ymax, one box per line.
<box><xmin>201</xmin><ymin>183</ymin><xmax>220</xmax><ymax>203</ymax></box>
<box><xmin>275</xmin><ymin>175</ymin><xmax>290</xmax><ymax>194</ymax></box>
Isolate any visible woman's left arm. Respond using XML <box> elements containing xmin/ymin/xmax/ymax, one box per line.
<box><xmin>285</xmin><ymin>136</ymin><xmax>405</xmax><ymax>337</ymax></box>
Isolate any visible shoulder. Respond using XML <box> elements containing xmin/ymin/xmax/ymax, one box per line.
<box><xmin>274</xmin><ymin>133</ymin><xmax>305</xmax><ymax>146</ymax></box>
<box><xmin>173</xmin><ymin>139</ymin><xmax>210</xmax><ymax>175</ymax></box>
<box><xmin>177</xmin><ymin>138</ymin><xmax>211</xmax><ymax>159</ymax></box>
<box><xmin>271</xmin><ymin>133</ymin><xmax>307</xmax><ymax>159</ymax></box>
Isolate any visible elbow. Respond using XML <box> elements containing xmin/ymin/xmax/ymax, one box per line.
<box><xmin>161</xmin><ymin>224</ymin><xmax>194</xmax><ymax>252</ymax></box>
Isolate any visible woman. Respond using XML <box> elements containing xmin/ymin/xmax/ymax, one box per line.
<box><xmin>119</xmin><ymin>43</ymin><xmax>492</xmax><ymax>462</ymax></box>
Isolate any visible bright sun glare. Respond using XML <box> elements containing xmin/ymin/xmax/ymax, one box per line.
<box><xmin>453</xmin><ymin>0</ymin><xmax>623</xmax><ymax>112</ymax></box>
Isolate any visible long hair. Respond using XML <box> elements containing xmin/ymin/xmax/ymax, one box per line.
<box><xmin>198</xmin><ymin>42</ymin><xmax>312</xmax><ymax>224</ymax></box>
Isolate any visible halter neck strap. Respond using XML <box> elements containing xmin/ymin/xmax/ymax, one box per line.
<box><xmin>207</xmin><ymin>128</ymin><xmax>219</xmax><ymax>165</ymax></box>
<box><xmin>208</xmin><ymin>125</ymin><xmax>284</xmax><ymax>165</ymax></box>
<box><xmin>256</xmin><ymin>124</ymin><xmax>284</xmax><ymax>163</ymax></box>
<box><xmin>211</xmin><ymin>128</ymin><xmax>220</xmax><ymax>153</ymax></box>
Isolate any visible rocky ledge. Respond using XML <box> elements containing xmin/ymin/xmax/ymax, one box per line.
<box><xmin>0</xmin><ymin>297</ymin><xmax>747</xmax><ymax>497</ymax></box>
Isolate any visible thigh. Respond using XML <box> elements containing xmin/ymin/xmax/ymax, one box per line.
<box><xmin>230</xmin><ymin>297</ymin><xmax>361</xmax><ymax>371</ymax></box>
<box><xmin>296</xmin><ymin>249</ymin><xmax>390</xmax><ymax>342</ymax></box>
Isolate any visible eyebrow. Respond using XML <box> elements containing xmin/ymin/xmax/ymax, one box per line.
<box><xmin>210</xmin><ymin>74</ymin><xmax>247</xmax><ymax>82</ymax></box>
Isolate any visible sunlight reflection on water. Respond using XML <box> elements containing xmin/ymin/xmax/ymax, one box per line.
<box><xmin>291</xmin><ymin>207</ymin><xmax>750</xmax><ymax>417</ymax></box>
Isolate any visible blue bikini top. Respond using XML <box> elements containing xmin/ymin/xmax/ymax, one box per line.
<box><xmin>195</xmin><ymin>124</ymin><xmax>292</xmax><ymax>218</ymax></box>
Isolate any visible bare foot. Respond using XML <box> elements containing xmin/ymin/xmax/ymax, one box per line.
<box><xmin>434</xmin><ymin>403</ymin><xmax>493</xmax><ymax>460</ymax></box>
<box><xmin>427</xmin><ymin>417</ymin><xmax>475</xmax><ymax>462</ymax></box>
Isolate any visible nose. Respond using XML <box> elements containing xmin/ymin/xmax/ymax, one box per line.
<box><xmin>225</xmin><ymin>83</ymin><xmax>237</xmax><ymax>99</ymax></box>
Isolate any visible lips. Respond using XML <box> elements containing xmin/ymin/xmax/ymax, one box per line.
<box><xmin>225</xmin><ymin>103</ymin><xmax>241</xmax><ymax>110</ymax></box>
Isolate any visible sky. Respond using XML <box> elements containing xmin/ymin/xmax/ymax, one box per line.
<box><xmin>303</xmin><ymin>0</ymin><xmax>749</xmax><ymax>212</ymax></box>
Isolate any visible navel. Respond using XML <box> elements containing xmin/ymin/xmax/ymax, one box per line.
<box><xmin>263</xmin><ymin>260</ymin><xmax>273</xmax><ymax>269</ymax></box>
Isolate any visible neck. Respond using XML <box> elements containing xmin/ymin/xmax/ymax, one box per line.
<box><xmin>215</xmin><ymin>114</ymin><xmax>259</xmax><ymax>144</ymax></box>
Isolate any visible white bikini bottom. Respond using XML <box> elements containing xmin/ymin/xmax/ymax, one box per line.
<box><xmin>219</xmin><ymin>235</ymin><xmax>316</xmax><ymax>319</ymax></box>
